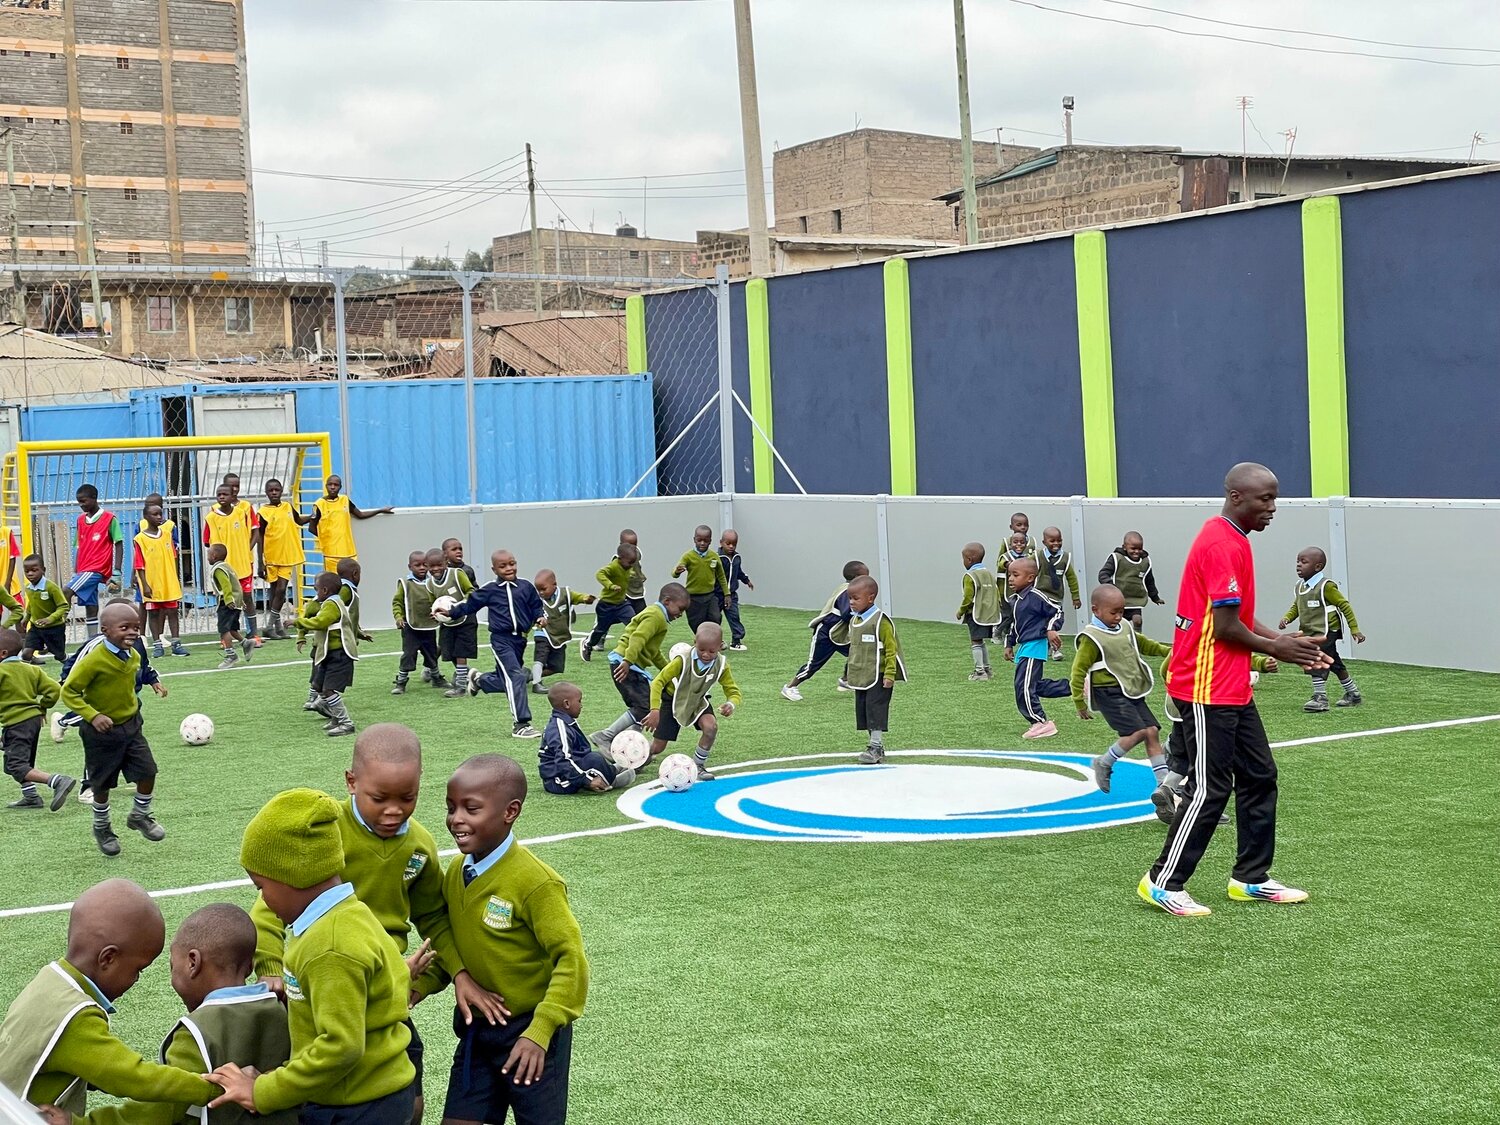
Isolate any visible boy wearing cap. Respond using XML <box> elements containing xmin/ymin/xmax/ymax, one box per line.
<box><xmin>207</xmin><ymin>788</ymin><xmax>417</xmax><ymax>1125</ymax></box>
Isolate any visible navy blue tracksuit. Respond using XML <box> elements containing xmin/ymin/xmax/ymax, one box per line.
<box><xmin>794</xmin><ymin>591</ymin><xmax>852</xmax><ymax>683</ymax></box>
<box><xmin>538</xmin><ymin>709</ymin><xmax>618</xmax><ymax>794</ymax></box>
<box><xmin>449</xmin><ymin>579</ymin><xmax>544</xmax><ymax>726</ymax></box>
<box><xmin>1008</xmin><ymin>587</ymin><xmax>1069</xmax><ymax>722</ymax></box>
<box><xmin>720</xmin><ymin>551</ymin><xmax>751</xmax><ymax>645</ymax></box>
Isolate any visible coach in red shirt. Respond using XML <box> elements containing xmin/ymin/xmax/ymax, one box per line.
<box><xmin>1140</xmin><ymin>462</ymin><xmax>1330</xmax><ymax>917</ymax></box>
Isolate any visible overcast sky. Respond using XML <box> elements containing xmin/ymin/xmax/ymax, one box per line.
<box><xmin>244</xmin><ymin>0</ymin><xmax>1500</xmax><ymax>268</ymax></box>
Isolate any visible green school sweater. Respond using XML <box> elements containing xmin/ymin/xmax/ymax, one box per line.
<box><xmin>1286</xmin><ymin>577</ymin><xmax>1360</xmax><ymax>635</ymax></box>
<box><xmin>1069</xmin><ymin>625</ymin><xmax>1173</xmax><ymax>711</ymax></box>
<box><xmin>649</xmin><ymin>654</ymin><xmax>743</xmax><ymax>724</ymax></box>
<box><xmin>432</xmin><ymin>841</ymin><xmax>588</xmax><ymax>1051</ymax></box>
<box><xmin>624</xmin><ymin>552</ymin><xmax>646</xmax><ymax>600</ymax></box>
<box><xmin>675</xmin><ymin>549</ymin><xmax>730</xmax><ymax>596</ymax></box>
<box><xmin>296</xmin><ymin>596</ymin><xmax>348</xmax><ymax>655</ymax></box>
<box><xmin>0</xmin><ymin>657</ymin><xmax>61</xmax><ymax>727</ymax></box>
<box><xmin>210</xmin><ymin>561</ymin><xmax>243</xmax><ymax>608</ymax></box>
<box><xmin>595</xmin><ymin>559</ymin><xmax>631</xmax><ymax>605</ymax></box>
<box><xmin>252</xmin><ymin>895</ymin><xmax>415</xmax><ymax>1113</ymax></box>
<box><xmin>0</xmin><ymin>960</ymin><xmax>218</xmax><ymax>1114</ymax></box>
<box><xmin>613</xmin><ymin>604</ymin><xmax>672</xmax><ymax>672</ymax></box>
<box><xmin>59</xmin><ymin>642</ymin><xmax>141</xmax><ymax>724</ymax></box>
<box><xmin>838</xmin><ymin>610</ymin><xmax>906</xmax><ymax>689</ymax></box>
<box><xmin>252</xmin><ymin>800</ymin><xmax>450</xmax><ymax>998</ymax></box>
<box><xmin>22</xmin><ymin>580</ymin><xmax>68</xmax><ymax>627</ymax></box>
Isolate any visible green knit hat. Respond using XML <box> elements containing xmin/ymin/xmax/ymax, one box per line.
<box><xmin>240</xmin><ymin>788</ymin><xmax>344</xmax><ymax>888</ymax></box>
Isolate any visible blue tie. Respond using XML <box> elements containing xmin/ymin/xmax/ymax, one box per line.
<box><xmin>463</xmin><ymin>865</ymin><xmax>476</xmax><ymax>887</ymax></box>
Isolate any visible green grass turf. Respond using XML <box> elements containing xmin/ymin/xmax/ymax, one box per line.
<box><xmin>2</xmin><ymin>608</ymin><xmax>1497</xmax><ymax>1123</ymax></box>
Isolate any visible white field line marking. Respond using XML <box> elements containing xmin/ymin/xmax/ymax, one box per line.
<box><xmin>156</xmin><ymin>651</ymin><xmax>401</xmax><ymax>678</ymax></box>
<box><xmin>6</xmin><ymin>714</ymin><xmax>1494</xmax><ymax>919</ymax></box>
<box><xmin>0</xmin><ymin>822</ymin><xmax>655</xmax><ymax>919</ymax></box>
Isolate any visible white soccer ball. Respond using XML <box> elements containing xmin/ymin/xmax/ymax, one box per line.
<box><xmin>1249</xmin><ymin>670</ymin><xmax>1261</xmax><ymax>688</ymax></box>
<box><xmin>432</xmin><ymin>595</ymin><xmax>457</xmax><ymax>622</ymax></box>
<box><xmin>658</xmin><ymin>752</ymin><xmax>696</xmax><ymax>793</ymax></box>
<box><xmin>180</xmin><ymin>713</ymin><xmax>215</xmax><ymax>746</ymax></box>
<box><xmin>610</xmin><ymin>729</ymin><xmax>651</xmax><ymax>770</ymax></box>
<box><xmin>669</xmin><ymin>642</ymin><xmax>693</xmax><ymax>664</ymax></box>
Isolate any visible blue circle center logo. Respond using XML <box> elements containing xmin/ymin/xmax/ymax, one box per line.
<box><xmin>615</xmin><ymin>749</ymin><xmax>1158</xmax><ymax>842</ymax></box>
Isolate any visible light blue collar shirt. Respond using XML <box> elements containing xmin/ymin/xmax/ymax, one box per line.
<box><xmin>351</xmin><ymin>799</ymin><xmax>409</xmax><ymax>837</ymax></box>
<box><xmin>463</xmin><ymin>832</ymin><xmax>515</xmax><ymax>881</ymax></box>
<box><xmin>289</xmin><ymin>882</ymin><xmax>355</xmax><ymax>937</ymax></box>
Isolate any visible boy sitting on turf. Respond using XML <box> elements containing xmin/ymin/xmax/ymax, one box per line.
<box><xmin>1004</xmin><ymin>558</ymin><xmax>1069</xmax><ymax>741</ymax></box>
<box><xmin>209</xmin><ymin>789</ymin><xmax>418</xmax><ymax>1124</ymax></box>
<box><xmin>251</xmin><ymin>724</ymin><xmax>451</xmax><ymax>1125</ymax></box>
<box><xmin>61</xmin><ymin>601</ymin><xmax>169</xmax><ymax>855</ymax></box>
<box><xmin>392</xmin><ymin>550</ymin><xmax>443</xmax><ymax>695</ymax></box>
<box><xmin>832</xmin><ymin>575</ymin><xmax>906</xmax><ymax>765</ymax></box>
<box><xmin>427</xmin><ymin>547</ymin><xmax>477</xmax><ymax>697</ymax></box>
<box><xmin>435</xmin><ymin>754</ymin><xmax>588</xmax><ymax>1125</ymax></box>
<box><xmin>539</xmin><ymin>681</ymin><xmax>635</xmax><ymax>794</ymax></box>
<box><xmin>20</xmin><ymin>554</ymin><xmax>69</xmax><ymax>665</ymax></box>
<box><xmin>590</xmin><ymin>583</ymin><xmax>690</xmax><ymax>751</ymax></box>
<box><xmin>671</xmin><ymin>524</ymin><xmax>731</xmax><ymax>632</ymax></box>
<box><xmin>781</xmin><ymin>560</ymin><xmax>867</xmax><ymax>701</ymax></box>
<box><xmin>0</xmin><ymin>626</ymin><xmax>72</xmax><ymax>810</ymax></box>
<box><xmin>207</xmin><ymin>544</ymin><xmax>250</xmax><ymax>670</ymax></box>
<box><xmin>296</xmin><ymin>571</ymin><xmax>358</xmax><ymax>738</ymax></box>
<box><xmin>1279</xmin><ymin>545</ymin><xmax>1365</xmax><ymax>712</ymax></box>
<box><xmin>0</xmin><ymin>879</ymin><xmax>221</xmax><ymax>1116</ymax></box>
<box><xmin>531</xmin><ymin>569</ymin><xmax>594</xmax><ymax>695</ymax></box>
<box><xmin>580</xmin><ymin>542</ymin><xmax>638</xmax><ymax>660</ymax></box>
<box><xmin>644</xmin><ymin>621</ymin><xmax>741</xmax><ymax>781</ymax></box>
<box><xmin>956</xmin><ymin>542</ymin><xmax>1000</xmax><ymax>682</ymax></box>
<box><xmin>1071</xmin><ymin>585</ymin><xmax>1172</xmax><ymax>793</ymax></box>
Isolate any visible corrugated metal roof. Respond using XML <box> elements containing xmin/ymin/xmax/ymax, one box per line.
<box><xmin>426</xmin><ymin>312</ymin><xmax>626</xmax><ymax>378</ymax></box>
<box><xmin>0</xmin><ymin>323</ymin><xmax>187</xmax><ymax>401</ymax></box>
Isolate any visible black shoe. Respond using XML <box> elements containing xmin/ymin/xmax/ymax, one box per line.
<box><xmin>126</xmin><ymin>810</ymin><xmax>166</xmax><ymax>842</ymax></box>
<box><xmin>1335</xmin><ymin>691</ymin><xmax>1363</xmax><ymax>708</ymax></box>
<box><xmin>94</xmin><ymin>826</ymin><xmax>121</xmax><ymax>857</ymax></box>
<box><xmin>7</xmin><ymin>794</ymin><xmax>44</xmax><ymax>810</ymax></box>
<box><xmin>530</xmin><ymin>683</ymin><xmax>548</xmax><ymax>695</ymax></box>
<box><xmin>326</xmin><ymin>721</ymin><xmax>356</xmax><ymax>737</ymax></box>
<box><xmin>1303</xmin><ymin>695</ymin><xmax>1330</xmax><ymax>713</ymax></box>
<box><xmin>391</xmin><ymin>681</ymin><xmax>407</xmax><ymax>695</ymax></box>
<box><xmin>443</xmin><ymin>683</ymin><xmax>468</xmax><ymax>698</ymax></box>
<box><xmin>49</xmin><ymin>774</ymin><xmax>77</xmax><ymax>811</ymax></box>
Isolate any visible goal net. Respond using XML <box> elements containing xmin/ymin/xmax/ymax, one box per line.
<box><xmin>2</xmin><ymin>433</ymin><xmax>333</xmax><ymax>645</ymax></box>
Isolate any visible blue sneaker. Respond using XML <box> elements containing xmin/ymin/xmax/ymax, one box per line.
<box><xmin>1137</xmin><ymin>875</ymin><xmax>1212</xmax><ymax>917</ymax></box>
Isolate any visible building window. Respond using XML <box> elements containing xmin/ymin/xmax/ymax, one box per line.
<box><xmin>119</xmin><ymin>121</ymin><xmax>133</xmax><ymax>135</ymax></box>
<box><xmin>629</xmin><ymin>249</ymin><xmax>639</xmax><ymax>260</ymax></box>
<box><xmin>126</xmin><ymin>252</ymin><xmax>142</xmax><ymax>264</ymax></box>
<box><xmin>1228</xmin><ymin>191</ymin><xmax>1241</xmax><ymax>204</ymax></box>
<box><xmin>115</xmin><ymin>56</ymin><xmax>130</xmax><ymax>70</ymax></box>
<box><xmin>832</xmin><ymin>208</ymin><xmax>843</xmax><ymax>233</ymax></box>
<box><xmin>799</xmin><ymin>216</ymin><xmax>808</xmax><ymax>233</ymax></box>
<box><xmin>146</xmin><ymin>295</ymin><xmax>175</xmax><ymax>333</ymax></box>
<box><xmin>224</xmin><ymin>296</ymin><xmax>252</xmax><ymax>335</ymax></box>
<box><xmin>123</xmin><ymin>187</ymin><xmax>138</xmax><ymax>201</ymax></box>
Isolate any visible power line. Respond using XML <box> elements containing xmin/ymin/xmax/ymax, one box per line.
<box><xmin>1003</xmin><ymin>0</ymin><xmax>1500</xmax><ymax>67</ymax></box>
<box><xmin>264</xmin><ymin>152</ymin><xmax>526</xmax><ymax>229</ymax></box>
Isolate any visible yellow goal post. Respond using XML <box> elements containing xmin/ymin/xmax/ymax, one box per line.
<box><xmin>2</xmin><ymin>433</ymin><xmax>334</xmax><ymax>642</ymax></box>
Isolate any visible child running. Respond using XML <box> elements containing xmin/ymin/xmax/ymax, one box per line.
<box><xmin>19</xmin><ymin>554</ymin><xmax>68</xmax><ymax>665</ymax></box>
<box><xmin>644</xmin><ymin>621</ymin><xmax>741</xmax><ymax>781</ymax></box>
<box><xmin>133</xmin><ymin>501</ymin><xmax>189</xmax><ymax>658</ymax></box>
<box><xmin>0</xmin><ymin>879</ymin><xmax>221</xmax><ymax>1116</ymax></box>
<box><xmin>1034</xmin><ymin>526</ymin><xmax>1082</xmax><ymax>660</ymax></box>
<box><xmin>427</xmin><ymin>546</ymin><xmax>477</xmax><ymax>697</ymax></box>
<box><xmin>539</xmin><ymin>681</ymin><xmax>635</xmax><ymax>794</ymax></box>
<box><xmin>580</xmin><ymin>542</ymin><xmax>638</xmax><ymax>660</ymax></box>
<box><xmin>718</xmin><ymin>529</ymin><xmax>753</xmax><ymax>651</ymax></box>
<box><xmin>208</xmin><ymin>544</ymin><xmax>251</xmax><ymax>669</ymax></box>
<box><xmin>442</xmin><ymin>549</ymin><xmax>546</xmax><ymax>739</ymax></box>
<box><xmin>1005</xmin><ymin>557</ymin><xmax>1069</xmax><ymax>740</ymax></box>
<box><xmin>619</xmin><ymin>528</ymin><xmax>647</xmax><ymax>616</ymax></box>
<box><xmin>391</xmin><ymin>550</ymin><xmax>443</xmax><ymax>695</ymax></box>
<box><xmin>0</xmin><ymin>626</ymin><xmax>72</xmax><ymax>810</ymax></box>
<box><xmin>433</xmin><ymin>754</ymin><xmax>588</xmax><ymax>1125</ymax></box>
<box><xmin>1071</xmin><ymin>585</ymin><xmax>1172</xmax><ymax>793</ymax></box>
<box><xmin>65</xmin><ymin>484</ymin><xmax>124</xmax><ymax>639</ymax></box>
<box><xmin>781</xmin><ymin>561</ymin><xmax>867</xmax><ymax>701</ymax></box>
<box><xmin>590</xmin><ymin>583</ymin><xmax>690</xmax><ymax>751</ymax></box>
<box><xmin>1098</xmin><ymin>531</ymin><xmax>1164</xmax><ymax>630</ymax></box>
<box><xmin>956</xmin><ymin>542</ymin><xmax>1001</xmax><ymax>682</ymax></box>
<box><xmin>672</xmin><ymin>524</ymin><xmax>730</xmax><ymax>631</ymax></box>
<box><xmin>296</xmin><ymin>571</ymin><xmax>358</xmax><ymax>738</ymax></box>
<box><xmin>832</xmin><ymin>575</ymin><xmax>906</xmax><ymax>765</ymax></box>
<box><xmin>531</xmin><ymin>569</ymin><xmax>594</xmax><ymax>694</ymax></box>
<box><xmin>1279</xmin><ymin>546</ymin><xmax>1365</xmax><ymax>712</ymax></box>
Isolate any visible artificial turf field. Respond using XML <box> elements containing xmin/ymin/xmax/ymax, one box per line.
<box><xmin>1</xmin><ymin>607</ymin><xmax>1496</xmax><ymax>1124</ymax></box>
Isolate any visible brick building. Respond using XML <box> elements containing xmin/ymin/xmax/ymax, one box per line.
<box><xmin>489</xmin><ymin>225</ymin><xmax>697</xmax><ymax>297</ymax></box>
<box><xmin>695</xmin><ymin>229</ymin><xmax>953</xmax><ymax>279</ymax></box>
<box><xmin>0</xmin><ymin>0</ymin><xmax>254</xmax><ymax>267</ymax></box>
<box><xmin>773</xmin><ymin>128</ymin><xmax>1037</xmax><ymax>242</ymax></box>
<box><xmin>939</xmin><ymin>145</ymin><xmax>1477</xmax><ymax>243</ymax></box>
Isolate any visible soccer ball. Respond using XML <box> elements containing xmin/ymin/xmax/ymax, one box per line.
<box><xmin>432</xmin><ymin>595</ymin><xmax>458</xmax><ymax>622</ymax></box>
<box><xmin>658</xmin><ymin>753</ymin><xmax>696</xmax><ymax>793</ymax></box>
<box><xmin>610</xmin><ymin>729</ymin><xmax>651</xmax><ymax>770</ymax></box>
<box><xmin>669</xmin><ymin>642</ymin><xmax>693</xmax><ymax>664</ymax></box>
<box><xmin>1249</xmin><ymin>670</ymin><xmax>1261</xmax><ymax>688</ymax></box>
<box><xmin>180</xmin><ymin>713</ymin><xmax>215</xmax><ymax>746</ymax></box>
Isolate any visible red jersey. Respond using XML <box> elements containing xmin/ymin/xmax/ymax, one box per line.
<box><xmin>75</xmin><ymin>510</ymin><xmax>122</xmax><ymax>576</ymax></box>
<box><xmin>1165</xmin><ymin>515</ymin><xmax>1256</xmax><ymax>707</ymax></box>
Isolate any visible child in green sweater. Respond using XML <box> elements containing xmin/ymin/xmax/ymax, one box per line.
<box><xmin>0</xmin><ymin>879</ymin><xmax>221</xmax><ymax>1117</ymax></box>
<box><xmin>1279</xmin><ymin>546</ymin><xmax>1366</xmax><ymax>712</ymax></box>
<box><xmin>590</xmin><ymin>582</ymin><xmax>690</xmax><ymax>752</ymax></box>
<box><xmin>207</xmin><ymin>544</ymin><xmax>250</xmax><ymax>670</ymax></box>
<box><xmin>19</xmin><ymin>554</ymin><xmax>69</xmax><ymax>663</ymax></box>
<box><xmin>671</xmin><ymin>524</ymin><xmax>730</xmax><ymax>632</ymax></box>
<box><xmin>59</xmin><ymin>602</ymin><xmax>166</xmax><ymax>856</ymax></box>
<box><xmin>619</xmin><ymin>528</ymin><xmax>647</xmax><ymax>615</ymax></box>
<box><xmin>435</xmin><ymin>754</ymin><xmax>588</xmax><ymax>1125</ymax></box>
<box><xmin>581</xmin><ymin>542</ymin><xmax>638</xmax><ymax>659</ymax></box>
<box><xmin>296</xmin><ymin>571</ymin><xmax>358</xmax><ymax>738</ymax></box>
<box><xmin>832</xmin><ymin>575</ymin><xmax>907</xmax><ymax>765</ymax></box>
<box><xmin>644</xmin><ymin>621</ymin><xmax>742</xmax><ymax>780</ymax></box>
<box><xmin>209</xmin><ymin>789</ymin><xmax>417</xmax><ymax>1124</ymax></box>
<box><xmin>0</xmin><ymin>626</ymin><xmax>73</xmax><ymax>810</ymax></box>
<box><xmin>250</xmin><ymin>724</ymin><xmax>450</xmax><ymax>1125</ymax></box>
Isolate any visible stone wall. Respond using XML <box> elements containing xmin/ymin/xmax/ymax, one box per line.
<box><xmin>974</xmin><ymin>149</ymin><xmax>1182</xmax><ymax>242</ymax></box>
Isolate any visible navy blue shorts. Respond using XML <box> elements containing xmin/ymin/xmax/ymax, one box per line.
<box><xmin>302</xmin><ymin>1083</ymin><xmax>415</xmax><ymax>1125</ymax></box>
<box><xmin>445</xmin><ymin>1009</ymin><xmax>572</xmax><ymax>1125</ymax></box>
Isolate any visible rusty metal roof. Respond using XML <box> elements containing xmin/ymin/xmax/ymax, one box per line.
<box><xmin>427</xmin><ymin>312</ymin><xmax>626</xmax><ymax>378</ymax></box>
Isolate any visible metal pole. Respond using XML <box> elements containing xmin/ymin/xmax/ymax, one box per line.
<box><xmin>526</xmin><ymin>143</ymin><xmax>542</xmax><ymax>315</ymax></box>
<box><xmin>4</xmin><ymin>130</ymin><xmax>24</xmax><ymax>324</ymax></box>
<box><xmin>80</xmin><ymin>190</ymin><xmax>103</xmax><ymax>328</ymax></box>
<box><xmin>714</xmin><ymin>266</ymin><xmax>734</xmax><ymax>496</ymax></box>
<box><xmin>732</xmin><ymin>0</ymin><xmax>772</xmax><ymax>276</ymax></box>
<box><xmin>460</xmin><ymin>272</ymin><xmax>485</xmax><ymax>563</ymax></box>
<box><xmin>331</xmin><ymin>270</ymin><xmax>353</xmax><ymax>489</ymax></box>
<box><xmin>953</xmin><ymin>0</ymin><xmax>979</xmax><ymax>246</ymax></box>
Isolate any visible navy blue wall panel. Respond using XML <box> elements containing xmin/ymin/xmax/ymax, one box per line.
<box><xmin>642</xmin><ymin>286</ymin><xmax>720</xmax><ymax>494</ymax></box>
<box><xmin>1342</xmin><ymin>174</ymin><xmax>1500</xmax><ymax>498</ymax></box>
<box><xmin>728</xmin><ymin>281</ymin><xmax>755</xmax><ymax>493</ymax></box>
<box><xmin>908</xmin><ymin>241</ymin><xmax>1085</xmax><ymax>496</ymax></box>
<box><xmin>1107</xmin><ymin>205</ymin><xmax>1310</xmax><ymax>496</ymax></box>
<box><xmin>765</xmin><ymin>265</ymin><xmax>888</xmax><ymax>494</ymax></box>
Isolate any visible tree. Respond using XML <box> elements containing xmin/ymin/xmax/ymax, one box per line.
<box><xmin>410</xmin><ymin>255</ymin><xmax>457</xmax><ymax>272</ymax></box>
<box><xmin>343</xmin><ymin>267</ymin><xmax>394</xmax><ymax>292</ymax></box>
<box><xmin>462</xmin><ymin>248</ymin><xmax>494</xmax><ymax>273</ymax></box>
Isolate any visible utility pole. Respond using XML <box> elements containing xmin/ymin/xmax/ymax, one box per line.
<box><xmin>1236</xmin><ymin>95</ymin><xmax>1253</xmax><ymax>202</ymax></box>
<box><xmin>526</xmin><ymin>142</ymin><xmax>542</xmax><ymax>315</ymax></box>
<box><xmin>1062</xmin><ymin>95</ymin><xmax>1075</xmax><ymax>146</ymax></box>
<box><xmin>953</xmin><ymin>0</ymin><xmax>979</xmax><ymax>246</ymax></box>
<box><xmin>3</xmin><ymin>128</ymin><xmax>24</xmax><ymax>324</ymax></box>
<box><xmin>554</xmin><ymin>215</ymin><xmax>562</xmax><ymax>307</ymax></box>
<box><xmin>732</xmin><ymin>0</ymin><xmax>771</xmax><ymax>276</ymax></box>
<box><xmin>79</xmin><ymin>190</ymin><xmax>103</xmax><ymax>333</ymax></box>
